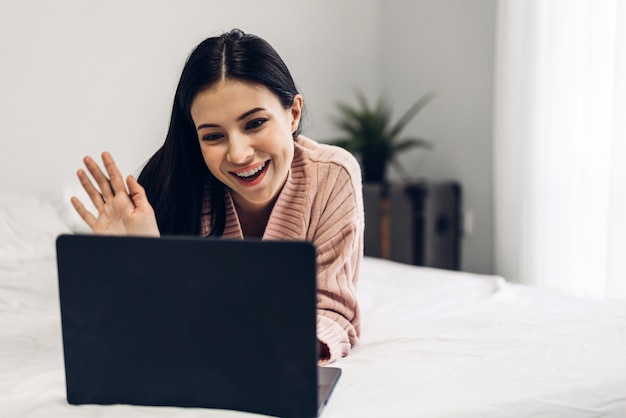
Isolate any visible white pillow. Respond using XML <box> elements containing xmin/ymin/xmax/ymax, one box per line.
<box><xmin>0</xmin><ymin>193</ymin><xmax>72</xmax><ymax>262</ymax></box>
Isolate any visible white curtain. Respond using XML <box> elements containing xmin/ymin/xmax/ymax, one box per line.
<box><xmin>493</xmin><ymin>0</ymin><xmax>626</xmax><ymax>300</ymax></box>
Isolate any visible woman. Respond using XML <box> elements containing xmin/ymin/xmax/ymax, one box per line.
<box><xmin>72</xmin><ymin>29</ymin><xmax>364</xmax><ymax>364</ymax></box>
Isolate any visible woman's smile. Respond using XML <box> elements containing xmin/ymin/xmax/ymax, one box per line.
<box><xmin>229</xmin><ymin>160</ymin><xmax>270</xmax><ymax>186</ymax></box>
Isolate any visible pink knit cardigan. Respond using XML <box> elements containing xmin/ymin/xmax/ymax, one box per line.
<box><xmin>201</xmin><ymin>136</ymin><xmax>364</xmax><ymax>363</ymax></box>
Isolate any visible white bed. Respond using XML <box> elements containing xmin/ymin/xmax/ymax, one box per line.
<box><xmin>2</xmin><ymin>193</ymin><xmax>626</xmax><ymax>417</ymax></box>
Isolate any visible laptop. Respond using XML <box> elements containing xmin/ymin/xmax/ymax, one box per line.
<box><xmin>55</xmin><ymin>234</ymin><xmax>341</xmax><ymax>418</ymax></box>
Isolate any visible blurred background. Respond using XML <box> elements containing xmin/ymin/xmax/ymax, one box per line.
<box><xmin>1</xmin><ymin>0</ymin><xmax>623</xmax><ymax>300</ymax></box>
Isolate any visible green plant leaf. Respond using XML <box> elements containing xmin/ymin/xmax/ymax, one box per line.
<box><xmin>389</xmin><ymin>90</ymin><xmax>437</xmax><ymax>139</ymax></box>
<box><xmin>393</xmin><ymin>137</ymin><xmax>432</xmax><ymax>153</ymax></box>
<box><xmin>329</xmin><ymin>89</ymin><xmax>435</xmax><ymax>181</ymax></box>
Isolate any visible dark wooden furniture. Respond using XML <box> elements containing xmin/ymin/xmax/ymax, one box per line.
<box><xmin>363</xmin><ymin>181</ymin><xmax>461</xmax><ymax>270</ymax></box>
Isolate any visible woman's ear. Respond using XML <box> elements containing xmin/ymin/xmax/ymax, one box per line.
<box><xmin>290</xmin><ymin>94</ymin><xmax>303</xmax><ymax>133</ymax></box>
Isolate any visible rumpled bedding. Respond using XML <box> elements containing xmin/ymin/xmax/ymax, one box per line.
<box><xmin>2</xmin><ymin>193</ymin><xmax>626</xmax><ymax>417</ymax></box>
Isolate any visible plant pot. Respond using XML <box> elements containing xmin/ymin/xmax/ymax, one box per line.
<box><xmin>360</xmin><ymin>155</ymin><xmax>387</xmax><ymax>183</ymax></box>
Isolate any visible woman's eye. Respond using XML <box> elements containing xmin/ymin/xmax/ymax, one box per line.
<box><xmin>202</xmin><ymin>133</ymin><xmax>223</xmax><ymax>142</ymax></box>
<box><xmin>246</xmin><ymin>118</ymin><xmax>267</xmax><ymax>130</ymax></box>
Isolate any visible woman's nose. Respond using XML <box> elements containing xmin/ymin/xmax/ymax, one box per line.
<box><xmin>226</xmin><ymin>135</ymin><xmax>254</xmax><ymax>164</ymax></box>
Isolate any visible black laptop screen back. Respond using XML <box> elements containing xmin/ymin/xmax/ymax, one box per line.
<box><xmin>56</xmin><ymin>235</ymin><xmax>319</xmax><ymax>418</ymax></box>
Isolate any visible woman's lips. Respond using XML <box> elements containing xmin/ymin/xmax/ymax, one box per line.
<box><xmin>230</xmin><ymin>160</ymin><xmax>270</xmax><ymax>186</ymax></box>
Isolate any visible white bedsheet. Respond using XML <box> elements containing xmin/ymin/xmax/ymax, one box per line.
<box><xmin>1</xmin><ymin>194</ymin><xmax>626</xmax><ymax>417</ymax></box>
<box><xmin>2</xmin><ymin>256</ymin><xmax>626</xmax><ymax>418</ymax></box>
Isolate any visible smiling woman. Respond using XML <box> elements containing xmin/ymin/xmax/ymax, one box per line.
<box><xmin>70</xmin><ymin>29</ymin><xmax>364</xmax><ymax>364</ymax></box>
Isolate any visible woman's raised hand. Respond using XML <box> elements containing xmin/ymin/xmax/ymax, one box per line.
<box><xmin>71</xmin><ymin>152</ymin><xmax>160</xmax><ymax>237</ymax></box>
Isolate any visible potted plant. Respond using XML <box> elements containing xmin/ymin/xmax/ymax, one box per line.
<box><xmin>329</xmin><ymin>89</ymin><xmax>436</xmax><ymax>183</ymax></box>
<box><xmin>329</xmin><ymin>89</ymin><xmax>436</xmax><ymax>261</ymax></box>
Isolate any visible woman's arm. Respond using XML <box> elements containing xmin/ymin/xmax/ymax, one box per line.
<box><xmin>312</xmin><ymin>157</ymin><xmax>364</xmax><ymax>364</ymax></box>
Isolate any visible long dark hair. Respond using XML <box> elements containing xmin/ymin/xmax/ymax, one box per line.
<box><xmin>138</xmin><ymin>29</ymin><xmax>302</xmax><ymax>236</ymax></box>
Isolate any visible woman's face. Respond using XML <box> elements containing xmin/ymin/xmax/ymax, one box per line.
<box><xmin>190</xmin><ymin>79</ymin><xmax>302</xmax><ymax>212</ymax></box>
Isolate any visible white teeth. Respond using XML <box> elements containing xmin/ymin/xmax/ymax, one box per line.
<box><xmin>235</xmin><ymin>162</ymin><xmax>266</xmax><ymax>178</ymax></box>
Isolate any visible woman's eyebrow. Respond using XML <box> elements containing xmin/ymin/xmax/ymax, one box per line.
<box><xmin>237</xmin><ymin>107</ymin><xmax>265</xmax><ymax>121</ymax></box>
<box><xmin>196</xmin><ymin>107</ymin><xmax>265</xmax><ymax>131</ymax></box>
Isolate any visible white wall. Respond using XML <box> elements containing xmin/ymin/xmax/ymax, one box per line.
<box><xmin>0</xmin><ymin>0</ymin><xmax>496</xmax><ymax>274</ymax></box>
<box><xmin>380</xmin><ymin>0</ymin><xmax>496</xmax><ymax>274</ymax></box>
<box><xmin>0</xmin><ymin>0</ymin><xmax>381</xmax><ymax>193</ymax></box>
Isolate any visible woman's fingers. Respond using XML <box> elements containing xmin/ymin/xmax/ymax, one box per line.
<box><xmin>79</xmin><ymin>152</ymin><xmax>134</xmax><ymax>210</ymax></box>
<box><xmin>126</xmin><ymin>174</ymin><xmax>160</xmax><ymax>237</ymax></box>
<box><xmin>101</xmin><ymin>152</ymin><xmax>128</xmax><ymax>197</ymax></box>
<box><xmin>72</xmin><ymin>153</ymin><xmax>160</xmax><ymax>237</ymax></box>
<box><xmin>126</xmin><ymin>175</ymin><xmax>150</xmax><ymax>209</ymax></box>
<box><xmin>77</xmin><ymin>168</ymin><xmax>105</xmax><ymax>211</ymax></box>
<box><xmin>83</xmin><ymin>155</ymin><xmax>114</xmax><ymax>200</ymax></box>
<box><xmin>70</xmin><ymin>196</ymin><xmax>97</xmax><ymax>228</ymax></box>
